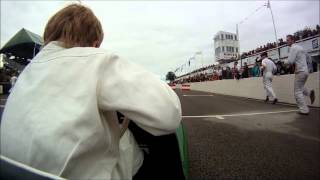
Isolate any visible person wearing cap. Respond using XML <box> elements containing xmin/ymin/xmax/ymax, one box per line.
<box><xmin>285</xmin><ymin>34</ymin><xmax>315</xmax><ymax>115</ymax></box>
<box><xmin>0</xmin><ymin>4</ymin><xmax>182</xmax><ymax>179</ymax></box>
<box><xmin>260</xmin><ymin>52</ymin><xmax>278</xmax><ymax>104</ymax></box>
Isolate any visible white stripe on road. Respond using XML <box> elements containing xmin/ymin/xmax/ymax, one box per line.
<box><xmin>182</xmin><ymin>109</ymin><xmax>298</xmax><ymax>118</ymax></box>
<box><xmin>244</xmin><ymin>98</ymin><xmax>298</xmax><ymax>107</ymax></box>
<box><xmin>215</xmin><ymin>115</ymin><xmax>225</xmax><ymax>119</ymax></box>
<box><xmin>182</xmin><ymin>95</ymin><xmax>213</xmax><ymax>97</ymax></box>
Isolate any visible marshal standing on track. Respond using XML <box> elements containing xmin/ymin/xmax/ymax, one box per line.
<box><xmin>260</xmin><ymin>52</ymin><xmax>278</xmax><ymax>104</ymax></box>
<box><xmin>285</xmin><ymin>34</ymin><xmax>315</xmax><ymax>115</ymax></box>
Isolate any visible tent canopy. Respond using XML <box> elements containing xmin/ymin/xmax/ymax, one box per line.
<box><xmin>0</xmin><ymin>28</ymin><xmax>43</xmax><ymax>60</ymax></box>
<box><xmin>1</xmin><ymin>28</ymin><xmax>43</xmax><ymax>49</ymax></box>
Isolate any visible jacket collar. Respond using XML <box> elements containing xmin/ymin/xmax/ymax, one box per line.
<box><xmin>41</xmin><ymin>41</ymin><xmax>66</xmax><ymax>52</ymax></box>
<box><xmin>31</xmin><ymin>41</ymin><xmax>66</xmax><ymax>62</ymax></box>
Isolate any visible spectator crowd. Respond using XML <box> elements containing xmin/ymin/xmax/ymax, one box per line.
<box><xmin>174</xmin><ymin>25</ymin><xmax>319</xmax><ymax>84</ymax></box>
<box><xmin>174</xmin><ymin>61</ymin><xmax>304</xmax><ymax>84</ymax></box>
<box><xmin>240</xmin><ymin>25</ymin><xmax>320</xmax><ymax>59</ymax></box>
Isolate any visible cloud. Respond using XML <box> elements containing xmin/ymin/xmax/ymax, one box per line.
<box><xmin>1</xmin><ymin>0</ymin><xmax>319</xmax><ymax>77</ymax></box>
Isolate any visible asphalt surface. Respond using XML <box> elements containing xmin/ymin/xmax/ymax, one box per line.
<box><xmin>1</xmin><ymin>91</ymin><xmax>319</xmax><ymax>179</ymax></box>
<box><xmin>176</xmin><ymin>89</ymin><xmax>320</xmax><ymax>180</ymax></box>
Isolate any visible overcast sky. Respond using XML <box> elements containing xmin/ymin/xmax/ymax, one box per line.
<box><xmin>1</xmin><ymin>0</ymin><xmax>319</xmax><ymax>79</ymax></box>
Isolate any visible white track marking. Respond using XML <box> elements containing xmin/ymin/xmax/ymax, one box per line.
<box><xmin>182</xmin><ymin>109</ymin><xmax>298</xmax><ymax>118</ymax></box>
<box><xmin>244</xmin><ymin>98</ymin><xmax>298</xmax><ymax>107</ymax></box>
<box><xmin>182</xmin><ymin>95</ymin><xmax>213</xmax><ymax>97</ymax></box>
<box><xmin>0</xmin><ymin>105</ymin><xmax>5</xmax><ymax>108</ymax></box>
<box><xmin>215</xmin><ymin>115</ymin><xmax>225</xmax><ymax>119</ymax></box>
<box><xmin>1</xmin><ymin>99</ymin><xmax>7</xmax><ymax>101</ymax></box>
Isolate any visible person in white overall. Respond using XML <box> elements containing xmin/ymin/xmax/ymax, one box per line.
<box><xmin>285</xmin><ymin>34</ymin><xmax>315</xmax><ymax>115</ymax></box>
<box><xmin>260</xmin><ymin>52</ymin><xmax>278</xmax><ymax>104</ymax></box>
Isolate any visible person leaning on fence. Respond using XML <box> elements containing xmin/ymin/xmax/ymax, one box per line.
<box><xmin>0</xmin><ymin>4</ymin><xmax>182</xmax><ymax>180</ymax></box>
<box><xmin>226</xmin><ymin>66</ymin><xmax>233</xmax><ymax>79</ymax></box>
<box><xmin>242</xmin><ymin>62</ymin><xmax>249</xmax><ymax>78</ymax></box>
<box><xmin>233</xmin><ymin>61</ymin><xmax>241</xmax><ymax>80</ymax></box>
<box><xmin>217</xmin><ymin>66</ymin><xmax>223</xmax><ymax>80</ymax></box>
<box><xmin>284</xmin><ymin>34</ymin><xmax>315</xmax><ymax>115</ymax></box>
<box><xmin>251</xmin><ymin>61</ymin><xmax>260</xmax><ymax>77</ymax></box>
<box><xmin>9</xmin><ymin>72</ymin><xmax>18</xmax><ymax>93</ymax></box>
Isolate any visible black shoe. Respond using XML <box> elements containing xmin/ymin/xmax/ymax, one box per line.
<box><xmin>310</xmin><ymin>90</ymin><xmax>315</xmax><ymax>105</ymax></box>
<box><xmin>265</xmin><ymin>96</ymin><xmax>269</xmax><ymax>102</ymax></box>
<box><xmin>297</xmin><ymin>111</ymin><xmax>309</xmax><ymax>115</ymax></box>
<box><xmin>272</xmin><ymin>98</ymin><xmax>278</xmax><ymax>104</ymax></box>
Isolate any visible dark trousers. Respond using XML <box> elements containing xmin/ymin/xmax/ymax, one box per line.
<box><xmin>130</xmin><ymin>122</ymin><xmax>185</xmax><ymax>180</ymax></box>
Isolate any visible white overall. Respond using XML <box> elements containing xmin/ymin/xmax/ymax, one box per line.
<box><xmin>262</xmin><ymin>58</ymin><xmax>277</xmax><ymax>100</ymax></box>
<box><xmin>286</xmin><ymin>44</ymin><xmax>312</xmax><ymax>113</ymax></box>
<box><xmin>263</xmin><ymin>72</ymin><xmax>276</xmax><ymax>99</ymax></box>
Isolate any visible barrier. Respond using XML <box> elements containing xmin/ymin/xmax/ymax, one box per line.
<box><xmin>169</xmin><ymin>84</ymin><xmax>176</xmax><ymax>90</ymax></box>
<box><xmin>181</xmin><ymin>84</ymin><xmax>190</xmax><ymax>91</ymax></box>
<box><xmin>187</xmin><ymin>72</ymin><xmax>320</xmax><ymax>107</ymax></box>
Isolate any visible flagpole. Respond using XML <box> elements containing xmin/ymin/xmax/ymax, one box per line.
<box><xmin>33</xmin><ymin>42</ymin><xmax>36</xmax><ymax>58</ymax></box>
<box><xmin>201</xmin><ymin>52</ymin><xmax>204</xmax><ymax>69</ymax></box>
<box><xmin>236</xmin><ymin>24</ymin><xmax>241</xmax><ymax>65</ymax></box>
<box><xmin>267</xmin><ymin>0</ymin><xmax>280</xmax><ymax>61</ymax></box>
<box><xmin>235</xmin><ymin>2</ymin><xmax>268</xmax><ymax>65</ymax></box>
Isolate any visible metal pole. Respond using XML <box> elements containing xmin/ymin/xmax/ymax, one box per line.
<box><xmin>235</xmin><ymin>2</ymin><xmax>269</xmax><ymax>65</ymax></box>
<box><xmin>33</xmin><ymin>42</ymin><xmax>36</xmax><ymax>58</ymax></box>
<box><xmin>201</xmin><ymin>52</ymin><xmax>204</xmax><ymax>68</ymax></box>
<box><xmin>188</xmin><ymin>57</ymin><xmax>192</xmax><ymax>74</ymax></box>
<box><xmin>236</xmin><ymin>24</ymin><xmax>242</xmax><ymax>66</ymax></box>
<box><xmin>184</xmin><ymin>63</ymin><xmax>187</xmax><ymax>76</ymax></box>
<box><xmin>267</xmin><ymin>0</ymin><xmax>280</xmax><ymax>61</ymax></box>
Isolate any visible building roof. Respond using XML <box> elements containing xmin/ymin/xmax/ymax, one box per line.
<box><xmin>215</xmin><ymin>31</ymin><xmax>236</xmax><ymax>36</ymax></box>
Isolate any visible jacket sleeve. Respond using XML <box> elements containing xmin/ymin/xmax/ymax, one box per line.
<box><xmin>273</xmin><ymin>62</ymin><xmax>277</xmax><ymax>74</ymax></box>
<box><xmin>97</xmin><ymin>55</ymin><xmax>182</xmax><ymax>136</ymax></box>
<box><xmin>285</xmin><ymin>46</ymin><xmax>298</xmax><ymax>65</ymax></box>
<box><xmin>306</xmin><ymin>53</ymin><xmax>313</xmax><ymax>73</ymax></box>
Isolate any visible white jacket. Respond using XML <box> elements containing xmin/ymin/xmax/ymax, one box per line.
<box><xmin>286</xmin><ymin>44</ymin><xmax>310</xmax><ymax>74</ymax></box>
<box><xmin>261</xmin><ymin>58</ymin><xmax>276</xmax><ymax>77</ymax></box>
<box><xmin>0</xmin><ymin>41</ymin><xmax>182</xmax><ymax>179</ymax></box>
